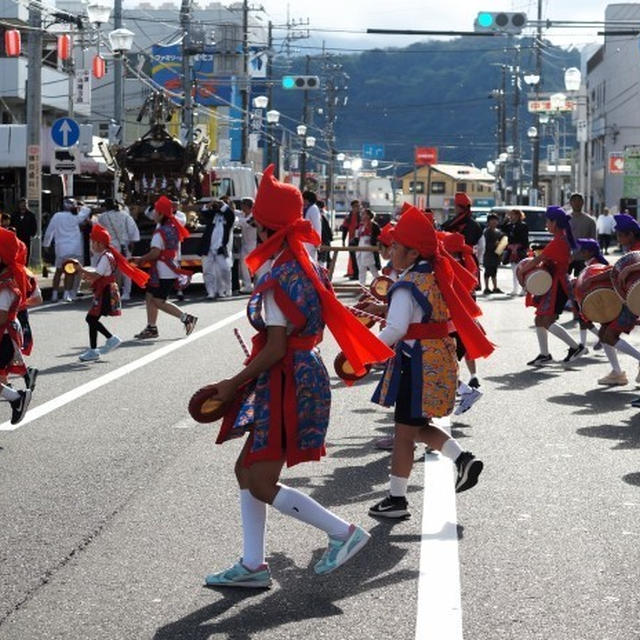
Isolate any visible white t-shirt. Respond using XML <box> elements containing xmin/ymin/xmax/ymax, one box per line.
<box><xmin>257</xmin><ymin>254</ymin><xmax>293</xmax><ymax>332</ymax></box>
<box><xmin>0</xmin><ymin>288</ymin><xmax>16</xmax><ymax>312</ymax></box>
<box><xmin>304</xmin><ymin>203</ymin><xmax>322</xmax><ymax>262</ymax></box>
<box><xmin>151</xmin><ymin>232</ymin><xmax>176</xmax><ymax>280</ymax></box>
<box><xmin>596</xmin><ymin>214</ymin><xmax>616</xmax><ymax>235</ymax></box>
<box><xmin>94</xmin><ymin>252</ymin><xmax>114</xmax><ymax>277</ymax></box>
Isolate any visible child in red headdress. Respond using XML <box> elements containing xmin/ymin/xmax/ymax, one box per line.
<box><xmin>0</xmin><ymin>228</ymin><xmax>33</xmax><ymax>424</ymax></box>
<box><xmin>202</xmin><ymin>165</ymin><xmax>393</xmax><ymax>588</ymax></box>
<box><xmin>72</xmin><ymin>224</ymin><xmax>149</xmax><ymax>362</ymax></box>
<box><xmin>132</xmin><ymin>196</ymin><xmax>197</xmax><ymax>340</ymax></box>
<box><xmin>369</xmin><ymin>206</ymin><xmax>493</xmax><ymax>519</ymax></box>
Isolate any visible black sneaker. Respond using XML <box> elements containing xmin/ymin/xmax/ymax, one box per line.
<box><xmin>134</xmin><ymin>326</ymin><xmax>159</xmax><ymax>340</ymax></box>
<box><xmin>368</xmin><ymin>495</ymin><xmax>410</xmax><ymax>519</ymax></box>
<box><xmin>455</xmin><ymin>451</ymin><xmax>483</xmax><ymax>493</ymax></box>
<box><xmin>468</xmin><ymin>376</ymin><xmax>481</xmax><ymax>389</ymax></box>
<box><xmin>493</xmin><ymin>288</ymin><xmax>504</xmax><ymax>294</ymax></box>
<box><xmin>483</xmin><ymin>288</ymin><xmax>492</xmax><ymax>295</ymax></box>
<box><xmin>562</xmin><ymin>344</ymin><xmax>587</xmax><ymax>364</ymax></box>
<box><xmin>10</xmin><ymin>389</ymin><xmax>32</xmax><ymax>425</ymax></box>
<box><xmin>183</xmin><ymin>314</ymin><xmax>198</xmax><ymax>336</ymax></box>
<box><xmin>630</xmin><ymin>397</ymin><xmax>640</xmax><ymax>408</ymax></box>
<box><xmin>24</xmin><ymin>367</ymin><xmax>38</xmax><ymax>392</ymax></box>
<box><xmin>527</xmin><ymin>354</ymin><xmax>553</xmax><ymax>367</ymax></box>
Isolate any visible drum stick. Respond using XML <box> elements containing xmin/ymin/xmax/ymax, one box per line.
<box><xmin>233</xmin><ymin>328</ymin><xmax>252</xmax><ymax>359</ymax></box>
<box><xmin>348</xmin><ymin>306</ymin><xmax>386</xmax><ymax>323</ymax></box>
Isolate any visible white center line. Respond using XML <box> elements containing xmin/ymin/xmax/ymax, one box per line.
<box><xmin>415</xmin><ymin>416</ymin><xmax>464</xmax><ymax>639</ymax></box>
<box><xmin>0</xmin><ymin>310</ymin><xmax>245</xmax><ymax>431</ymax></box>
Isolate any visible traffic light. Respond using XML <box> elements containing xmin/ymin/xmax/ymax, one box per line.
<box><xmin>474</xmin><ymin>12</ymin><xmax>527</xmax><ymax>35</ymax></box>
<box><xmin>281</xmin><ymin>75</ymin><xmax>320</xmax><ymax>90</ymax></box>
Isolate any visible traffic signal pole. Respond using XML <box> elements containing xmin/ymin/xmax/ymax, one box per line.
<box><xmin>531</xmin><ymin>0</ymin><xmax>542</xmax><ymax>205</ymax></box>
<box><xmin>240</xmin><ymin>0</ymin><xmax>249</xmax><ymax>164</ymax></box>
<box><xmin>299</xmin><ymin>55</ymin><xmax>311</xmax><ymax>190</ymax></box>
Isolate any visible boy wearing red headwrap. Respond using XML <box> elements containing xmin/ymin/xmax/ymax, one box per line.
<box><xmin>132</xmin><ymin>196</ymin><xmax>197</xmax><ymax>339</ymax></box>
<box><xmin>369</xmin><ymin>205</ymin><xmax>493</xmax><ymax>519</ymax></box>
<box><xmin>202</xmin><ymin>165</ymin><xmax>393</xmax><ymax>588</ymax></box>
<box><xmin>0</xmin><ymin>228</ymin><xmax>33</xmax><ymax>424</ymax></box>
<box><xmin>71</xmin><ymin>224</ymin><xmax>149</xmax><ymax>362</ymax></box>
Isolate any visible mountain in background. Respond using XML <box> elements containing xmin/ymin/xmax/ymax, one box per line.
<box><xmin>270</xmin><ymin>36</ymin><xmax>581</xmax><ymax>173</ymax></box>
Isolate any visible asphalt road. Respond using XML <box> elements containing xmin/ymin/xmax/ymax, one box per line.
<box><xmin>0</xmin><ymin>266</ymin><xmax>638</xmax><ymax>640</ymax></box>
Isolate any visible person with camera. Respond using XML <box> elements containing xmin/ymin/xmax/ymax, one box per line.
<box><xmin>200</xmin><ymin>198</ymin><xmax>236</xmax><ymax>300</ymax></box>
<box><xmin>237</xmin><ymin>198</ymin><xmax>257</xmax><ymax>293</ymax></box>
<box><xmin>43</xmin><ymin>197</ymin><xmax>92</xmax><ymax>302</ymax></box>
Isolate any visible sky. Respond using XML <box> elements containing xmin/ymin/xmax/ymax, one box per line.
<box><xmin>251</xmin><ymin>0</ymin><xmax>616</xmax><ymax>51</ymax></box>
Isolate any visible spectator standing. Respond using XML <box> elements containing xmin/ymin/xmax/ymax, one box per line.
<box><xmin>302</xmin><ymin>191</ymin><xmax>322</xmax><ymax>262</ymax></box>
<box><xmin>237</xmin><ymin>197</ymin><xmax>257</xmax><ymax>293</ymax></box>
<box><xmin>356</xmin><ymin>208</ymin><xmax>380</xmax><ymax>285</ymax></box>
<box><xmin>482</xmin><ymin>214</ymin><xmax>504</xmax><ymax>294</ymax></box>
<box><xmin>11</xmin><ymin>198</ymin><xmax>37</xmax><ymax>262</ymax></box>
<box><xmin>200</xmin><ymin>199</ymin><xmax>236</xmax><ymax>299</ymax></box>
<box><xmin>317</xmin><ymin>200</ymin><xmax>333</xmax><ymax>268</ymax></box>
<box><xmin>568</xmin><ymin>193</ymin><xmax>596</xmax><ymax>276</ymax></box>
<box><xmin>502</xmin><ymin>209</ymin><xmax>529</xmax><ymax>295</ymax></box>
<box><xmin>596</xmin><ymin>208</ymin><xmax>616</xmax><ymax>255</ymax></box>
<box><xmin>340</xmin><ymin>200</ymin><xmax>361</xmax><ymax>280</ymax></box>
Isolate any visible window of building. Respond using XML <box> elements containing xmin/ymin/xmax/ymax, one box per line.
<box><xmin>98</xmin><ymin>122</ymin><xmax>109</xmax><ymax>137</ymax></box>
<box><xmin>409</xmin><ymin>181</ymin><xmax>424</xmax><ymax>194</ymax></box>
<box><xmin>431</xmin><ymin>181</ymin><xmax>445</xmax><ymax>194</ymax></box>
<box><xmin>457</xmin><ymin>182</ymin><xmax>467</xmax><ymax>192</ymax></box>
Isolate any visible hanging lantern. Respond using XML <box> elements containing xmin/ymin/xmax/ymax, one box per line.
<box><xmin>92</xmin><ymin>54</ymin><xmax>105</xmax><ymax>79</ymax></box>
<box><xmin>4</xmin><ymin>30</ymin><xmax>21</xmax><ymax>57</ymax></box>
<box><xmin>57</xmin><ymin>34</ymin><xmax>71</xmax><ymax>61</ymax></box>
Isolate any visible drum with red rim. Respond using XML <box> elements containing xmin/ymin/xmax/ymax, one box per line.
<box><xmin>333</xmin><ymin>352</ymin><xmax>371</xmax><ymax>382</ymax></box>
<box><xmin>574</xmin><ymin>264</ymin><xmax>621</xmax><ymax>323</ymax></box>
<box><xmin>611</xmin><ymin>250</ymin><xmax>640</xmax><ymax>315</ymax></box>
<box><xmin>515</xmin><ymin>258</ymin><xmax>553</xmax><ymax>296</ymax></box>
<box><xmin>369</xmin><ymin>275</ymin><xmax>394</xmax><ymax>301</ymax></box>
<box><xmin>188</xmin><ymin>385</ymin><xmax>232</xmax><ymax>423</ymax></box>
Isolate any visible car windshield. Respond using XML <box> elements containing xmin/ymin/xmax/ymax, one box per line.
<box><xmin>525</xmin><ymin>210</ymin><xmax>548</xmax><ymax>232</ymax></box>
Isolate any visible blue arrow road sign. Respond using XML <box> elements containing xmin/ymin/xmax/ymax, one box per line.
<box><xmin>362</xmin><ymin>143</ymin><xmax>385</xmax><ymax>160</ymax></box>
<box><xmin>51</xmin><ymin>117</ymin><xmax>80</xmax><ymax>148</ymax></box>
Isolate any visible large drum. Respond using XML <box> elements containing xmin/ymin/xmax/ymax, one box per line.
<box><xmin>574</xmin><ymin>264</ymin><xmax>622</xmax><ymax>323</ymax></box>
<box><xmin>515</xmin><ymin>258</ymin><xmax>553</xmax><ymax>296</ymax></box>
<box><xmin>611</xmin><ymin>251</ymin><xmax>640</xmax><ymax>315</ymax></box>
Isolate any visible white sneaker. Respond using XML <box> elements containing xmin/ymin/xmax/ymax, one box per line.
<box><xmin>78</xmin><ymin>348</ymin><xmax>100</xmax><ymax>362</ymax></box>
<box><xmin>598</xmin><ymin>370</ymin><xmax>628</xmax><ymax>386</ymax></box>
<box><xmin>62</xmin><ymin>291</ymin><xmax>73</xmax><ymax>302</ymax></box>
<box><xmin>99</xmin><ymin>335</ymin><xmax>122</xmax><ymax>354</ymax></box>
<box><xmin>51</xmin><ymin>291</ymin><xmax>59</xmax><ymax>302</ymax></box>
<box><xmin>454</xmin><ymin>388</ymin><xmax>483</xmax><ymax>415</ymax></box>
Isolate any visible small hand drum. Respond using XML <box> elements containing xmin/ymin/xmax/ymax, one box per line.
<box><xmin>333</xmin><ymin>352</ymin><xmax>371</xmax><ymax>382</ymax></box>
<box><xmin>611</xmin><ymin>250</ymin><xmax>640</xmax><ymax>315</ymax></box>
<box><xmin>516</xmin><ymin>258</ymin><xmax>552</xmax><ymax>296</ymax></box>
<box><xmin>351</xmin><ymin>301</ymin><xmax>376</xmax><ymax>328</ymax></box>
<box><xmin>574</xmin><ymin>264</ymin><xmax>621</xmax><ymax>324</ymax></box>
<box><xmin>188</xmin><ymin>386</ymin><xmax>231</xmax><ymax>423</ymax></box>
<box><xmin>62</xmin><ymin>259</ymin><xmax>79</xmax><ymax>275</ymax></box>
<box><xmin>494</xmin><ymin>235</ymin><xmax>508</xmax><ymax>256</ymax></box>
<box><xmin>369</xmin><ymin>275</ymin><xmax>394</xmax><ymax>301</ymax></box>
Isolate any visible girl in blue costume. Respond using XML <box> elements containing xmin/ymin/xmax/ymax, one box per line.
<box><xmin>203</xmin><ymin>165</ymin><xmax>393</xmax><ymax>588</ymax></box>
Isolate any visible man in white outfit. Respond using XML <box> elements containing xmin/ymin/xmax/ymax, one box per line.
<box><xmin>43</xmin><ymin>198</ymin><xmax>91</xmax><ymax>301</ymax></box>
<box><xmin>302</xmin><ymin>191</ymin><xmax>322</xmax><ymax>262</ymax></box>
<box><xmin>97</xmin><ymin>199</ymin><xmax>140</xmax><ymax>300</ymax></box>
<box><xmin>237</xmin><ymin>198</ymin><xmax>257</xmax><ymax>293</ymax></box>
<box><xmin>200</xmin><ymin>199</ymin><xmax>236</xmax><ymax>299</ymax></box>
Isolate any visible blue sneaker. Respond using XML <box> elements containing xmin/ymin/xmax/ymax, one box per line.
<box><xmin>314</xmin><ymin>525</ymin><xmax>371</xmax><ymax>575</ymax></box>
<box><xmin>100</xmin><ymin>335</ymin><xmax>122</xmax><ymax>354</ymax></box>
<box><xmin>204</xmin><ymin>561</ymin><xmax>272</xmax><ymax>588</ymax></box>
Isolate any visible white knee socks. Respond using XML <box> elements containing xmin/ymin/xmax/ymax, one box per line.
<box><xmin>272</xmin><ymin>484</ymin><xmax>350</xmax><ymax>540</ymax></box>
<box><xmin>536</xmin><ymin>327</ymin><xmax>550</xmax><ymax>356</ymax></box>
<box><xmin>389</xmin><ymin>475</ymin><xmax>408</xmax><ymax>497</ymax></box>
<box><xmin>0</xmin><ymin>384</ymin><xmax>19</xmax><ymax>402</ymax></box>
<box><xmin>547</xmin><ymin>323</ymin><xmax>579</xmax><ymax>349</ymax></box>
<box><xmin>240</xmin><ymin>489</ymin><xmax>267</xmax><ymax>570</ymax></box>
<box><xmin>603</xmin><ymin>344</ymin><xmax>622</xmax><ymax>374</ymax></box>
<box><xmin>441</xmin><ymin>437</ymin><xmax>463</xmax><ymax>462</ymax></box>
<box><xmin>614</xmin><ymin>338</ymin><xmax>640</xmax><ymax>362</ymax></box>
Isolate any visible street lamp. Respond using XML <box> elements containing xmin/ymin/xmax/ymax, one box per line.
<box><xmin>564</xmin><ymin>67</ymin><xmax>581</xmax><ymax>92</ymax></box>
<box><xmin>305</xmin><ymin>136</ymin><xmax>316</xmax><ymax>148</ymax></box>
<box><xmin>265</xmin><ymin>109</ymin><xmax>279</xmax><ymax>168</ymax></box>
<box><xmin>524</xmin><ymin>73</ymin><xmax>541</xmax><ymax>201</ymax></box>
<box><xmin>336</xmin><ymin>152</ymin><xmax>345</xmax><ymax>162</ymax></box>
<box><xmin>527</xmin><ymin>126</ymin><xmax>538</xmax><ymax>204</ymax></box>
<box><xmin>109</xmin><ymin>27</ymin><xmax>134</xmax><ymax>53</ymax></box>
<box><xmin>86</xmin><ymin>2</ymin><xmax>111</xmax><ymax>27</ymax></box>
<box><xmin>297</xmin><ymin>125</ymin><xmax>308</xmax><ymax>190</ymax></box>
<box><xmin>253</xmin><ymin>95</ymin><xmax>268</xmax><ymax>109</ymax></box>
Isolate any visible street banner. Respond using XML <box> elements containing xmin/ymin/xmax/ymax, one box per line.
<box><xmin>609</xmin><ymin>152</ymin><xmax>624</xmax><ymax>175</ymax></box>
<box><xmin>415</xmin><ymin>147</ymin><xmax>438</xmax><ymax>166</ymax></box>
<box><xmin>623</xmin><ymin>147</ymin><xmax>640</xmax><ymax>197</ymax></box>
<box><xmin>527</xmin><ymin>99</ymin><xmax>576</xmax><ymax>112</ymax></box>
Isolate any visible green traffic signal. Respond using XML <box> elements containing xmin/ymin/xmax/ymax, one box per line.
<box><xmin>477</xmin><ymin>12</ymin><xmax>493</xmax><ymax>28</ymax></box>
<box><xmin>282</xmin><ymin>76</ymin><xmax>296</xmax><ymax>89</ymax></box>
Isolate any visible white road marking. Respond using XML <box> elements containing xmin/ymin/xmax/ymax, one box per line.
<box><xmin>415</xmin><ymin>417</ymin><xmax>463</xmax><ymax>640</ymax></box>
<box><xmin>0</xmin><ymin>310</ymin><xmax>245</xmax><ymax>431</ymax></box>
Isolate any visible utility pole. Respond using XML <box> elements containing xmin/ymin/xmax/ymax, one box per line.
<box><xmin>66</xmin><ymin>26</ymin><xmax>75</xmax><ymax>197</ymax></box>
<box><xmin>240</xmin><ymin>0</ymin><xmax>249</xmax><ymax>164</ymax></box>
<box><xmin>180</xmin><ymin>0</ymin><xmax>193</xmax><ymax>145</ymax></box>
<box><xmin>266</xmin><ymin>20</ymin><xmax>273</xmax><ymax>167</ymax></box>
<box><xmin>532</xmin><ymin>0</ymin><xmax>542</xmax><ymax>205</ymax></box>
<box><xmin>26</xmin><ymin>3</ymin><xmax>43</xmax><ymax>268</ymax></box>
<box><xmin>113</xmin><ymin>0</ymin><xmax>123</xmax><ymax>145</ymax></box>
<box><xmin>299</xmin><ymin>55</ymin><xmax>311</xmax><ymax>191</ymax></box>
<box><xmin>512</xmin><ymin>45</ymin><xmax>521</xmax><ymax>204</ymax></box>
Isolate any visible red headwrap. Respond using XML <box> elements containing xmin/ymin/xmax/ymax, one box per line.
<box><xmin>440</xmin><ymin>231</ymin><xmax>478</xmax><ymax>282</ymax></box>
<box><xmin>90</xmin><ymin>223</ymin><xmax>150</xmax><ymax>289</ymax></box>
<box><xmin>246</xmin><ymin>165</ymin><xmax>393</xmax><ymax>374</ymax></box>
<box><xmin>0</xmin><ymin>228</ymin><xmax>27</xmax><ymax>302</ymax></box>
<box><xmin>393</xmin><ymin>206</ymin><xmax>493</xmax><ymax>359</ymax></box>
<box><xmin>378</xmin><ymin>222</ymin><xmax>395</xmax><ymax>247</ymax></box>
<box><xmin>454</xmin><ymin>192</ymin><xmax>472</xmax><ymax>207</ymax></box>
<box><xmin>155</xmin><ymin>195</ymin><xmax>190</xmax><ymax>242</ymax></box>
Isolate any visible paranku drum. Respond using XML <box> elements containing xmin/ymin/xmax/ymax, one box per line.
<box><xmin>495</xmin><ymin>235</ymin><xmax>508</xmax><ymax>256</ymax></box>
<box><xmin>515</xmin><ymin>257</ymin><xmax>552</xmax><ymax>296</ymax></box>
<box><xmin>574</xmin><ymin>264</ymin><xmax>621</xmax><ymax>324</ymax></box>
<box><xmin>369</xmin><ymin>275</ymin><xmax>394</xmax><ymax>302</ymax></box>
<box><xmin>333</xmin><ymin>352</ymin><xmax>371</xmax><ymax>382</ymax></box>
<box><xmin>188</xmin><ymin>385</ymin><xmax>233</xmax><ymax>423</ymax></box>
<box><xmin>611</xmin><ymin>251</ymin><xmax>640</xmax><ymax>315</ymax></box>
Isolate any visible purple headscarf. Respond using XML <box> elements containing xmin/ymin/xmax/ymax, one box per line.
<box><xmin>577</xmin><ymin>238</ymin><xmax>608</xmax><ymax>265</ymax></box>
<box><xmin>546</xmin><ymin>206</ymin><xmax>577</xmax><ymax>250</ymax></box>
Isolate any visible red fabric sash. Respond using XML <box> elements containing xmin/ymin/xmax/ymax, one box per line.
<box><xmin>245</xmin><ymin>219</ymin><xmax>394</xmax><ymax>375</ymax></box>
<box><xmin>404</xmin><ymin>322</ymin><xmax>450</xmax><ymax>340</ymax></box>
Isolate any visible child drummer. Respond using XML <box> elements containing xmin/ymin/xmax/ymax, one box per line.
<box><xmin>0</xmin><ymin>228</ymin><xmax>32</xmax><ymax>424</ymax></box>
<box><xmin>521</xmin><ymin>206</ymin><xmax>586</xmax><ymax>367</ymax></box>
<box><xmin>369</xmin><ymin>205</ymin><xmax>493</xmax><ymax>519</ymax></box>
<box><xmin>203</xmin><ymin>165</ymin><xmax>393</xmax><ymax>587</ymax></box>
<box><xmin>72</xmin><ymin>224</ymin><xmax>149</xmax><ymax>362</ymax></box>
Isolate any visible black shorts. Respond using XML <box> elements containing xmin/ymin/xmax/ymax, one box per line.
<box><xmin>483</xmin><ymin>257</ymin><xmax>499</xmax><ymax>278</ymax></box>
<box><xmin>147</xmin><ymin>278</ymin><xmax>175</xmax><ymax>301</ymax></box>
<box><xmin>393</xmin><ymin>353</ymin><xmax>429</xmax><ymax>427</ymax></box>
<box><xmin>0</xmin><ymin>333</ymin><xmax>15</xmax><ymax>370</ymax></box>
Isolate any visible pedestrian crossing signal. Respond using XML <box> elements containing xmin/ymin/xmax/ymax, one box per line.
<box><xmin>474</xmin><ymin>11</ymin><xmax>527</xmax><ymax>35</ymax></box>
<box><xmin>281</xmin><ymin>75</ymin><xmax>320</xmax><ymax>90</ymax></box>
